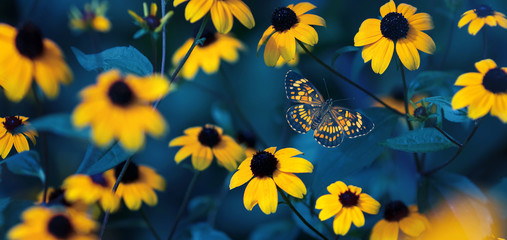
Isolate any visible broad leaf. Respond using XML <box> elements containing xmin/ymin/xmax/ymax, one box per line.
<box><xmin>0</xmin><ymin>151</ymin><xmax>45</xmax><ymax>182</ymax></box>
<box><xmin>423</xmin><ymin>96</ymin><xmax>468</xmax><ymax>123</ymax></box>
<box><xmin>28</xmin><ymin>114</ymin><xmax>89</xmax><ymax>139</ymax></box>
<box><xmin>408</xmin><ymin>71</ymin><xmax>457</xmax><ymax>97</ymax></box>
<box><xmin>79</xmin><ymin>143</ymin><xmax>131</xmax><ymax>175</ymax></box>
<box><xmin>382</xmin><ymin>128</ymin><xmax>456</xmax><ymax>153</ymax></box>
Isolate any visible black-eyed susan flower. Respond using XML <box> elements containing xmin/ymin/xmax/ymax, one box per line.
<box><xmin>69</xmin><ymin>0</ymin><xmax>111</xmax><ymax>33</ymax></box>
<box><xmin>451</xmin><ymin>59</ymin><xmax>507</xmax><ymax>122</ymax></box>
<box><xmin>370</xmin><ymin>201</ymin><xmax>430</xmax><ymax>240</ymax></box>
<box><xmin>229</xmin><ymin>147</ymin><xmax>313</xmax><ymax>215</ymax></box>
<box><xmin>315</xmin><ymin>181</ymin><xmax>380</xmax><ymax>236</ymax></box>
<box><xmin>354</xmin><ymin>0</ymin><xmax>436</xmax><ymax>74</ymax></box>
<box><xmin>0</xmin><ymin>23</ymin><xmax>72</xmax><ymax>102</ymax></box>
<box><xmin>63</xmin><ymin>173</ymin><xmax>120</xmax><ymax>212</ymax></box>
<box><xmin>172</xmin><ymin>30</ymin><xmax>244</xmax><ymax>79</ymax></box>
<box><xmin>0</xmin><ymin>116</ymin><xmax>37</xmax><ymax>159</ymax></box>
<box><xmin>104</xmin><ymin>162</ymin><xmax>165</xmax><ymax>211</ymax></box>
<box><xmin>169</xmin><ymin>124</ymin><xmax>244</xmax><ymax>171</ymax></box>
<box><xmin>7</xmin><ymin>206</ymin><xmax>97</xmax><ymax>240</ymax></box>
<box><xmin>173</xmin><ymin>0</ymin><xmax>254</xmax><ymax>34</ymax></box>
<box><xmin>128</xmin><ymin>2</ymin><xmax>173</xmax><ymax>39</ymax></box>
<box><xmin>258</xmin><ymin>2</ymin><xmax>326</xmax><ymax>67</ymax></box>
<box><xmin>72</xmin><ymin>69</ymin><xmax>169</xmax><ymax>151</ymax></box>
<box><xmin>458</xmin><ymin>5</ymin><xmax>507</xmax><ymax>36</ymax></box>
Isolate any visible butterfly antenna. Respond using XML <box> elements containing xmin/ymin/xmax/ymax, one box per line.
<box><xmin>322</xmin><ymin>78</ymin><xmax>331</xmax><ymax>99</ymax></box>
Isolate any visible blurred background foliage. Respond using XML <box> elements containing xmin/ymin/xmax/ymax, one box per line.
<box><xmin>1</xmin><ymin>0</ymin><xmax>507</xmax><ymax>239</ymax></box>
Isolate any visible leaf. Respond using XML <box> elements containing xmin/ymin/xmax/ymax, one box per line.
<box><xmin>79</xmin><ymin>143</ymin><xmax>132</xmax><ymax>175</ymax></box>
<box><xmin>27</xmin><ymin>114</ymin><xmax>89</xmax><ymax>139</ymax></box>
<box><xmin>423</xmin><ymin>96</ymin><xmax>468</xmax><ymax>123</ymax></box>
<box><xmin>187</xmin><ymin>223</ymin><xmax>231</xmax><ymax>240</ymax></box>
<box><xmin>249</xmin><ymin>220</ymin><xmax>299</xmax><ymax>240</ymax></box>
<box><xmin>71</xmin><ymin>46</ymin><xmax>153</xmax><ymax>75</ymax></box>
<box><xmin>0</xmin><ymin>151</ymin><xmax>45</xmax><ymax>182</ymax></box>
<box><xmin>408</xmin><ymin>71</ymin><xmax>458</xmax><ymax>97</ymax></box>
<box><xmin>381</xmin><ymin>128</ymin><xmax>456</xmax><ymax>153</ymax></box>
<box><xmin>0</xmin><ymin>197</ymin><xmax>11</xmax><ymax>226</ymax></box>
<box><xmin>331</xmin><ymin>46</ymin><xmax>359</xmax><ymax>66</ymax></box>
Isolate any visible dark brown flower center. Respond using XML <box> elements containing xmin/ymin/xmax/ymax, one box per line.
<box><xmin>338</xmin><ymin>190</ymin><xmax>359</xmax><ymax>207</ymax></box>
<box><xmin>381</xmin><ymin>12</ymin><xmax>409</xmax><ymax>40</ymax></box>
<box><xmin>47</xmin><ymin>188</ymin><xmax>72</xmax><ymax>207</ymax></box>
<box><xmin>198</xmin><ymin>127</ymin><xmax>221</xmax><ymax>147</ymax></box>
<box><xmin>90</xmin><ymin>173</ymin><xmax>108</xmax><ymax>187</ymax></box>
<box><xmin>413</xmin><ymin>106</ymin><xmax>428</xmax><ymax>118</ymax></box>
<box><xmin>47</xmin><ymin>215</ymin><xmax>73</xmax><ymax>239</ymax></box>
<box><xmin>3</xmin><ymin>116</ymin><xmax>23</xmax><ymax>132</ymax></box>
<box><xmin>483</xmin><ymin>68</ymin><xmax>507</xmax><ymax>93</ymax></box>
<box><xmin>144</xmin><ymin>16</ymin><xmax>160</xmax><ymax>30</ymax></box>
<box><xmin>236</xmin><ymin>131</ymin><xmax>256</xmax><ymax>148</ymax></box>
<box><xmin>250</xmin><ymin>151</ymin><xmax>278</xmax><ymax>177</ymax></box>
<box><xmin>108</xmin><ymin>80</ymin><xmax>134</xmax><ymax>106</ymax></box>
<box><xmin>15</xmin><ymin>22</ymin><xmax>44</xmax><ymax>59</ymax></box>
<box><xmin>384</xmin><ymin>200</ymin><xmax>409</xmax><ymax>222</ymax></box>
<box><xmin>114</xmin><ymin>161</ymin><xmax>139</xmax><ymax>184</ymax></box>
<box><xmin>199</xmin><ymin>29</ymin><xmax>218</xmax><ymax>47</ymax></box>
<box><xmin>475</xmin><ymin>5</ymin><xmax>494</xmax><ymax>18</ymax></box>
<box><xmin>271</xmin><ymin>7</ymin><xmax>299</xmax><ymax>32</ymax></box>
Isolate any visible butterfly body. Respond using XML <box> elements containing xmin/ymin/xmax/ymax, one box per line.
<box><xmin>284</xmin><ymin>71</ymin><xmax>374</xmax><ymax>148</ymax></box>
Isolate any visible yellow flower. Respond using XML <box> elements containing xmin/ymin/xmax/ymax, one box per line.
<box><xmin>315</xmin><ymin>181</ymin><xmax>380</xmax><ymax>236</ymax></box>
<box><xmin>128</xmin><ymin>2</ymin><xmax>173</xmax><ymax>38</ymax></box>
<box><xmin>354</xmin><ymin>0</ymin><xmax>436</xmax><ymax>74</ymax></box>
<box><xmin>0</xmin><ymin>116</ymin><xmax>37</xmax><ymax>159</ymax></box>
<box><xmin>458</xmin><ymin>5</ymin><xmax>507</xmax><ymax>36</ymax></box>
<box><xmin>7</xmin><ymin>206</ymin><xmax>97</xmax><ymax>240</ymax></box>
<box><xmin>172</xmin><ymin>30</ymin><xmax>244</xmax><ymax>79</ymax></box>
<box><xmin>37</xmin><ymin>187</ymin><xmax>90</xmax><ymax>214</ymax></box>
<box><xmin>229</xmin><ymin>147</ymin><xmax>313</xmax><ymax>215</ymax></box>
<box><xmin>451</xmin><ymin>59</ymin><xmax>507</xmax><ymax>122</ymax></box>
<box><xmin>62</xmin><ymin>173</ymin><xmax>121</xmax><ymax>212</ymax></box>
<box><xmin>104</xmin><ymin>162</ymin><xmax>165</xmax><ymax>211</ymax></box>
<box><xmin>370</xmin><ymin>202</ymin><xmax>430</xmax><ymax>240</ymax></box>
<box><xmin>0</xmin><ymin>23</ymin><xmax>72</xmax><ymax>102</ymax></box>
<box><xmin>258</xmin><ymin>2</ymin><xmax>326</xmax><ymax>67</ymax></box>
<box><xmin>173</xmin><ymin>0</ymin><xmax>254</xmax><ymax>34</ymax></box>
<box><xmin>169</xmin><ymin>124</ymin><xmax>244</xmax><ymax>171</ymax></box>
<box><xmin>69</xmin><ymin>0</ymin><xmax>111</xmax><ymax>33</ymax></box>
<box><xmin>72</xmin><ymin>69</ymin><xmax>169</xmax><ymax>151</ymax></box>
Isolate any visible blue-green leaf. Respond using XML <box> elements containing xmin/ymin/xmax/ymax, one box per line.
<box><xmin>381</xmin><ymin>128</ymin><xmax>456</xmax><ymax>153</ymax></box>
<box><xmin>0</xmin><ymin>151</ymin><xmax>45</xmax><ymax>182</ymax></box>
<box><xmin>28</xmin><ymin>114</ymin><xmax>89</xmax><ymax>139</ymax></box>
<box><xmin>423</xmin><ymin>96</ymin><xmax>468</xmax><ymax>123</ymax></box>
<box><xmin>249</xmin><ymin>220</ymin><xmax>299</xmax><ymax>240</ymax></box>
<box><xmin>71</xmin><ymin>46</ymin><xmax>153</xmax><ymax>75</ymax></box>
<box><xmin>331</xmin><ymin>46</ymin><xmax>359</xmax><ymax>66</ymax></box>
<box><xmin>408</xmin><ymin>71</ymin><xmax>457</xmax><ymax>97</ymax></box>
<box><xmin>79</xmin><ymin>143</ymin><xmax>131</xmax><ymax>175</ymax></box>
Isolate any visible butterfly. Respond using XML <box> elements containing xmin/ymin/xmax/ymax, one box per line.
<box><xmin>285</xmin><ymin>70</ymin><xmax>374</xmax><ymax>148</ymax></box>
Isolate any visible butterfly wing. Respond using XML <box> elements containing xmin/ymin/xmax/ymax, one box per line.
<box><xmin>330</xmin><ymin>107</ymin><xmax>375</xmax><ymax>138</ymax></box>
<box><xmin>285</xmin><ymin>70</ymin><xmax>325</xmax><ymax>104</ymax></box>
<box><xmin>286</xmin><ymin>104</ymin><xmax>320</xmax><ymax>134</ymax></box>
<box><xmin>313</xmin><ymin>113</ymin><xmax>345</xmax><ymax>148</ymax></box>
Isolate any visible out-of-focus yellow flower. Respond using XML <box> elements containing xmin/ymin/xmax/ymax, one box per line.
<box><xmin>128</xmin><ymin>2</ymin><xmax>173</xmax><ymax>39</ymax></box>
<box><xmin>69</xmin><ymin>0</ymin><xmax>111</xmax><ymax>33</ymax></box>
<box><xmin>370</xmin><ymin>201</ymin><xmax>430</xmax><ymax>240</ymax></box>
<box><xmin>458</xmin><ymin>5</ymin><xmax>507</xmax><ymax>36</ymax></box>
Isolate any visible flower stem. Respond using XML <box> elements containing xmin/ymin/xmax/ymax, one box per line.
<box><xmin>141</xmin><ymin>207</ymin><xmax>162</xmax><ymax>240</ymax></box>
<box><xmin>424</xmin><ymin>118</ymin><xmax>483</xmax><ymax>175</ymax></box>
<box><xmin>296</xmin><ymin>40</ymin><xmax>403</xmax><ymax>117</ymax></box>
<box><xmin>160</xmin><ymin>0</ymin><xmax>167</xmax><ymax>75</ymax></box>
<box><xmin>153</xmin><ymin>13</ymin><xmax>210</xmax><ymax>109</ymax></box>
<box><xmin>168</xmin><ymin>171</ymin><xmax>200</xmax><ymax>240</ymax></box>
<box><xmin>218</xmin><ymin>66</ymin><xmax>269</xmax><ymax>149</ymax></box>
<box><xmin>432</xmin><ymin>125</ymin><xmax>462</xmax><ymax>148</ymax></box>
<box><xmin>99</xmin><ymin>156</ymin><xmax>134</xmax><ymax>239</ymax></box>
<box><xmin>278</xmin><ymin>189</ymin><xmax>329</xmax><ymax>240</ymax></box>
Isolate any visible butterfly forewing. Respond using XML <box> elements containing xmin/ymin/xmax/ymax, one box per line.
<box><xmin>330</xmin><ymin>107</ymin><xmax>375</xmax><ymax>138</ymax></box>
<box><xmin>285</xmin><ymin>71</ymin><xmax>324</xmax><ymax>104</ymax></box>
<box><xmin>286</xmin><ymin>104</ymin><xmax>320</xmax><ymax>134</ymax></box>
<box><xmin>313</xmin><ymin>114</ymin><xmax>345</xmax><ymax>148</ymax></box>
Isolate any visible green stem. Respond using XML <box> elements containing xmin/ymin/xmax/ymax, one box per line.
<box><xmin>98</xmin><ymin>157</ymin><xmax>135</xmax><ymax>239</ymax></box>
<box><xmin>153</xmin><ymin>13</ymin><xmax>210</xmax><ymax>109</ymax></box>
<box><xmin>424</xmin><ymin>118</ymin><xmax>482</xmax><ymax>175</ymax></box>
<box><xmin>278</xmin><ymin>189</ymin><xmax>329</xmax><ymax>240</ymax></box>
<box><xmin>296</xmin><ymin>40</ymin><xmax>403</xmax><ymax>117</ymax></box>
<box><xmin>218</xmin><ymin>66</ymin><xmax>269</xmax><ymax>149</ymax></box>
<box><xmin>168</xmin><ymin>171</ymin><xmax>200</xmax><ymax>240</ymax></box>
<box><xmin>141</xmin><ymin>207</ymin><xmax>162</xmax><ymax>240</ymax></box>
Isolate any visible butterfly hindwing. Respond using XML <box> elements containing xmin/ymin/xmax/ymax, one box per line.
<box><xmin>313</xmin><ymin>114</ymin><xmax>345</xmax><ymax>148</ymax></box>
<box><xmin>330</xmin><ymin>107</ymin><xmax>375</xmax><ymax>138</ymax></box>
<box><xmin>285</xmin><ymin>71</ymin><xmax>324</xmax><ymax>104</ymax></box>
<box><xmin>286</xmin><ymin>104</ymin><xmax>319</xmax><ymax>134</ymax></box>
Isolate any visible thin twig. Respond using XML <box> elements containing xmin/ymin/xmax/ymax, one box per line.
<box><xmin>141</xmin><ymin>207</ymin><xmax>162</xmax><ymax>240</ymax></box>
<box><xmin>297</xmin><ymin>40</ymin><xmax>404</xmax><ymax>117</ymax></box>
<box><xmin>278</xmin><ymin>189</ymin><xmax>329</xmax><ymax>240</ymax></box>
<box><xmin>168</xmin><ymin>171</ymin><xmax>200</xmax><ymax>240</ymax></box>
<box><xmin>432</xmin><ymin>125</ymin><xmax>462</xmax><ymax>148</ymax></box>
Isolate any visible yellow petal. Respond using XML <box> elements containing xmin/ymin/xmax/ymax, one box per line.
<box><xmin>315</xmin><ymin>194</ymin><xmax>342</xmax><ymax>220</ymax></box>
<box><xmin>354</xmin><ymin>18</ymin><xmax>382</xmax><ymax>47</ymax></box>
<box><xmin>150</xmin><ymin>3</ymin><xmax>157</xmax><ymax>16</ymax></box>
<box><xmin>292</xmin><ymin>23</ymin><xmax>318</xmax><ymax>45</ymax></box>
<box><xmin>495</xmin><ymin>13</ymin><xmax>507</xmax><ymax>28</ymax></box>
<box><xmin>2</xmin><ymin>55</ymin><xmax>33</xmax><ymax>102</ymax></box>
<box><xmin>299</xmin><ymin>14</ymin><xmax>326</xmax><ymax>27</ymax></box>
<box><xmin>191</xmin><ymin>146</ymin><xmax>213</xmax><ymax>171</ymax></box>
<box><xmin>174</xmin><ymin>144</ymin><xmax>198</xmax><ymax>163</ymax></box>
<box><xmin>380</xmin><ymin>0</ymin><xmax>396</xmax><ymax>18</ymax></box>
<box><xmin>455</xmin><ymin>72</ymin><xmax>483</xmax><ymax>86</ymax></box>
<box><xmin>458</xmin><ymin>11</ymin><xmax>476</xmax><ymax>28</ymax></box>
<box><xmin>210</xmin><ymin>1</ymin><xmax>233</xmax><ymax>34</ymax></box>
<box><xmin>129</xmin><ymin>10</ymin><xmax>144</xmax><ymax>24</ymax></box>
<box><xmin>490</xmin><ymin>94</ymin><xmax>507</xmax><ymax>123</ymax></box>
<box><xmin>475</xmin><ymin>59</ymin><xmax>497</xmax><ymax>74</ymax></box>
<box><xmin>350</xmin><ymin>206</ymin><xmax>365</xmax><ymax>227</ymax></box>
<box><xmin>272</xmin><ymin>171</ymin><xmax>306</xmax><ymax>198</ymax></box>
<box><xmin>407</xmin><ymin>29</ymin><xmax>436</xmax><ymax>54</ymax></box>
<box><xmin>292</xmin><ymin>2</ymin><xmax>316</xmax><ymax>15</ymax></box>
<box><xmin>264</xmin><ymin>33</ymin><xmax>280</xmax><ymax>67</ymax></box>
<box><xmin>357</xmin><ymin>193</ymin><xmax>380</xmax><ymax>214</ymax></box>
<box><xmin>333</xmin><ymin>208</ymin><xmax>352</xmax><ymax>235</ymax></box>
<box><xmin>327</xmin><ymin>181</ymin><xmax>348</xmax><ymax>195</ymax></box>
<box><xmin>396</xmin><ymin>38</ymin><xmax>420</xmax><ymax>71</ymax></box>
<box><xmin>229</xmin><ymin>167</ymin><xmax>253</xmax><ymax>189</ymax></box>
<box><xmin>468</xmin><ymin>18</ymin><xmax>485</xmax><ymax>35</ymax></box>
<box><xmin>397</xmin><ymin>3</ymin><xmax>417</xmax><ymax>19</ymax></box>
<box><xmin>277</xmin><ymin>157</ymin><xmax>313</xmax><ymax>173</ymax></box>
<box><xmin>484</xmin><ymin>15</ymin><xmax>497</xmax><ymax>26</ymax></box>
<box><xmin>244</xmin><ymin>177</ymin><xmax>260</xmax><ymax>211</ymax></box>
<box><xmin>226</xmin><ymin>0</ymin><xmax>255</xmax><ymax>29</ymax></box>
<box><xmin>468</xmin><ymin>91</ymin><xmax>493</xmax><ymax>119</ymax></box>
<box><xmin>212</xmin><ymin>145</ymin><xmax>239</xmax><ymax>172</ymax></box>
<box><xmin>257</xmin><ymin>26</ymin><xmax>275</xmax><ymax>52</ymax></box>
<box><xmin>451</xmin><ymin>85</ymin><xmax>486</xmax><ymax>110</ymax></box>
<box><xmin>399</xmin><ymin>214</ymin><xmax>427</xmax><ymax>237</ymax></box>
<box><xmin>278</xmin><ymin>31</ymin><xmax>296</xmax><ymax>62</ymax></box>
<box><xmin>0</xmin><ymin>134</ymin><xmax>13</xmax><ymax>158</ymax></box>
<box><xmin>185</xmin><ymin>0</ymin><xmax>213</xmax><ymax>23</ymax></box>
<box><xmin>13</xmin><ymin>134</ymin><xmax>29</xmax><ymax>153</ymax></box>
<box><xmin>371</xmin><ymin>37</ymin><xmax>394</xmax><ymax>74</ymax></box>
<box><xmin>174</xmin><ymin>0</ymin><xmax>189</xmax><ymax>7</ymax></box>
<box><xmin>256</xmin><ymin>177</ymin><xmax>278</xmax><ymax>215</ymax></box>
<box><xmin>169</xmin><ymin>136</ymin><xmax>195</xmax><ymax>146</ymax></box>
<box><xmin>371</xmin><ymin>220</ymin><xmax>399</xmax><ymax>240</ymax></box>
<box><xmin>274</xmin><ymin>147</ymin><xmax>302</xmax><ymax>158</ymax></box>
<box><xmin>127</xmin><ymin>74</ymin><xmax>170</xmax><ymax>101</ymax></box>
<box><xmin>408</xmin><ymin>13</ymin><xmax>434</xmax><ymax>31</ymax></box>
